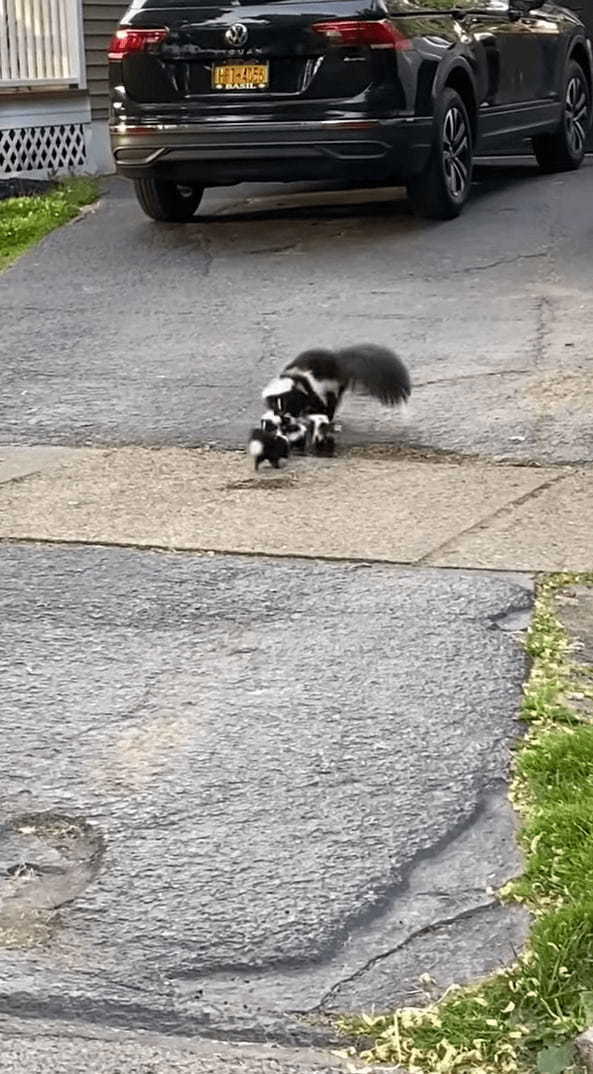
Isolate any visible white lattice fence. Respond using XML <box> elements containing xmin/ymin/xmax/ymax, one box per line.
<box><xmin>0</xmin><ymin>123</ymin><xmax>88</xmax><ymax>177</ymax></box>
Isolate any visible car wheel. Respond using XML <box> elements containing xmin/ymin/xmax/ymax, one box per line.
<box><xmin>406</xmin><ymin>88</ymin><xmax>473</xmax><ymax>220</ymax></box>
<box><xmin>133</xmin><ymin>179</ymin><xmax>204</xmax><ymax>222</ymax></box>
<box><xmin>533</xmin><ymin>60</ymin><xmax>590</xmax><ymax>174</ymax></box>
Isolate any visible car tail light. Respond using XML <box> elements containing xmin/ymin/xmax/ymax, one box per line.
<box><xmin>108</xmin><ymin>28</ymin><xmax>168</xmax><ymax>60</ymax></box>
<box><xmin>312</xmin><ymin>19</ymin><xmax>411</xmax><ymax>50</ymax></box>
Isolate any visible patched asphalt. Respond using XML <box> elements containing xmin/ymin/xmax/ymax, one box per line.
<box><xmin>0</xmin><ymin>544</ymin><xmax>530</xmax><ymax>1042</ymax></box>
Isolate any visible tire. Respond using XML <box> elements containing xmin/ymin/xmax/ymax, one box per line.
<box><xmin>406</xmin><ymin>88</ymin><xmax>473</xmax><ymax>220</ymax></box>
<box><xmin>533</xmin><ymin>60</ymin><xmax>591</xmax><ymax>174</ymax></box>
<box><xmin>133</xmin><ymin>179</ymin><xmax>204</xmax><ymax>222</ymax></box>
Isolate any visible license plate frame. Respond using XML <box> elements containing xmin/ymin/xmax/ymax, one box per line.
<box><xmin>212</xmin><ymin>62</ymin><xmax>269</xmax><ymax>91</ymax></box>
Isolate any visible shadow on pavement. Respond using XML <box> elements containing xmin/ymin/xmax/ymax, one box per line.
<box><xmin>179</xmin><ymin>160</ymin><xmax>544</xmax><ymax>227</ymax></box>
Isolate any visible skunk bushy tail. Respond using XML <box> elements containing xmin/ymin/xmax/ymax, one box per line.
<box><xmin>335</xmin><ymin>344</ymin><xmax>411</xmax><ymax>406</ymax></box>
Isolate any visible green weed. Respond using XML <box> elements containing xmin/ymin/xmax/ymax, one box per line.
<box><xmin>0</xmin><ymin>177</ymin><xmax>99</xmax><ymax>269</ymax></box>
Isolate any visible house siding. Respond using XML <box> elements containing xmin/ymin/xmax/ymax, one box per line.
<box><xmin>83</xmin><ymin>1</ymin><xmax>129</xmax><ymax>122</ymax></box>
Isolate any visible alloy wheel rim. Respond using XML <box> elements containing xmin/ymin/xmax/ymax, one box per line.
<box><xmin>442</xmin><ymin>106</ymin><xmax>470</xmax><ymax>200</ymax></box>
<box><xmin>565</xmin><ymin>75</ymin><xmax>588</xmax><ymax>156</ymax></box>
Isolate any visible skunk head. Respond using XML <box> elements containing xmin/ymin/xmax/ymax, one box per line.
<box><xmin>281</xmin><ymin>415</ymin><xmax>309</xmax><ymax>450</ymax></box>
<box><xmin>262</xmin><ymin>376</ymin><xmax>294</xmax><ymax>402</ymax></box>
<box><xmin>308</xmin><ymin>414</ymin><xmax>336</xmax><ymax>457</ymax></box>
<box><xmin>262</xmin><ymin>375</ymin><xmax>309</xmax><ymax>419</ymax></box>
<box><xmin>261</xmin><ymin>409</ymin><xmax>283</xmax><ymax>434</ymax></box>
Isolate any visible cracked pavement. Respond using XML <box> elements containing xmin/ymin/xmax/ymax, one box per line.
<box><xmin>1</xmin><ymin>164</ymin><xmax>592</xmax><ymax>1071</ymax></box>
<box><xmin>0</xmin><ymin>546</ymin><xmax>530</xmax><ymax>1047</ymax></box>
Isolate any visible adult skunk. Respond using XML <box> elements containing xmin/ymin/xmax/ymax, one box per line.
<box><xmin>262</xmin><ymin>343</ymin><xmax>411</xmax><ymax>423</ymax></box>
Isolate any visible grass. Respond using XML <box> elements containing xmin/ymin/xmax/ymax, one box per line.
<box><xmin>340</xmin><ymin>573</ymin><xmax>593</xmax><ymax>1074</ymax></box>
<box><xmin>0</xmin><ymin>176</ymin><xmax>99</xmax><ymax>270</ymax></box>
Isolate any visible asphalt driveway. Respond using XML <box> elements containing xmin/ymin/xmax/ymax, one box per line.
<box><xmin>1</xmin><ymin>162</ymin><xmax>592</xmax><ymax>463</ymax></box>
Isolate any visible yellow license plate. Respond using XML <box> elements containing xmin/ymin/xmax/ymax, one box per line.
<box><xmin>212</xmin><ymin>63</ymin><xmax>269</xmax><ymax>90</ymax></box>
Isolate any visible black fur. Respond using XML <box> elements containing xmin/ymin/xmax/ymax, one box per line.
<box><xmin>252</xmin><ymin>343</ymin><xmax>411</xmax><ymax>469</ymax></box>
<box><xmin>263</xmin><ymin>382</ymin><xmax>310</xmax><ymax>419</ymax></box>
<box><xmin>248</xmin><ymin>428</ymin><xmax>289</xmax><ymax>471</ymax></box>
<box><xmin>279</xmin><ymin>343</ymin><xmax>410</xmax><ymax>421</ymax></box>
<box><xmin>282</xmin><ymin>415</ymin><xmax>310</xmax><ymax>453</ymax></box>
<box><xmin>335</xmin><ymin>344</ymin><xmax>411</xmax><ymax>407</ymax></box>
<box><xmin>308</xmin><ymin>414</ymin><xmax>336</xmax><ymax>456</ymax></box>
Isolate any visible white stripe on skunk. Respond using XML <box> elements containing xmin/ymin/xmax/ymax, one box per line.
<box><xmin>261</xmin><ymin>376</ymin><xmax>294</xmax><ymax>400</ymax></box>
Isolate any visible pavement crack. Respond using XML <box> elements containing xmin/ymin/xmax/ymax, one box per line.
<box><xmin>532</xmin><ymin>294</ymin><xmax>550</xmax><ymax>368</ymax></box>
<box><xmin>406</xmin><ymin>251</ymin><xmax>550</xmax><ymax>282</ymax></box>
<box><xmin>417</xmin><ymin>469</ymin><xmax>572</xmax><ymax>565</ymax></box>
<box><xmin>246</xmin><ymin>243</ymin><xmax>301</xmax><ymax>256</ymax></box>
<box><xmin>412</xmin><ymin>886</ymin><xmax>489</xmax><ymax>897</ymax></box>
<box><xmin>0</xmin><ymin>535</ymin><xmax>541</xmax><ymax>573</ymax></box>
<box><xmin>182</xmin><ymin>795</ymin><xmax>503</xmax><ymax>985</ymax></box>
<box><xmin>256</xmin><ymin>318</ymin><xmax>280</xmax><ymax>365</ymax></box>
<box><xmin>450</xmin><ymin>251</ymin><xmax>549</xmax><ymax>275</ymax></box>
<box><xmin>414</xmin><ymin>369</ymin><xmax>530</xmax><ymax>389</ymax></box>
<box><xmin>315</xmin><ymin>899</ymin><xmax>499</xmax><ymax>1010</ymax></box>
<box><xmin>115</xmin><ymin>667</ymin><xmax>169</xmax><ymax>725</ymax></box>
<box><xmin>488</xmin><ymin>598</ymin><xmax>533</xmax><ymax>634</ymax></box>
<box><xmin>339</xmin><ymin>312</ymin><xmax>408</xmax><ymax>320</ymax></box>
<box><xmin>198</xmin><ymin>231</ymin><xmax>214</xmax><ymax>277</ymax></box>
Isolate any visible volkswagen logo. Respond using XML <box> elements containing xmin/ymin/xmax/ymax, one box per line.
<box><xmin>225</xmin><ymin>23</ymin><xmax>248</xmax><ymax>46</ymax></box>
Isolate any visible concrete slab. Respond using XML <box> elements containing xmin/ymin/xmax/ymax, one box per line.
<box><xmin>0</xmin><ymin>446</ymin><xmax>565</xmax><ymax>566</ymax></box>
<box><xmin>0</xmin><ymin>545</ymin><xmax>530</xmax><ymax>1042</ymax></box>
<box><xmin>0</xmin><ymin>447</ymin><xmax>82</xmax><ymax>485</ymax></box>
<box><xmin>427</xmin><ymin>470</ymin><xmax>593</xmax><ymax>572</ymax></box>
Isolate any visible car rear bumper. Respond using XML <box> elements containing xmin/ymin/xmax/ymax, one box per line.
<box><xmin>110</xmin><ymin>116</ymin><xmax>433</xmax><ymax>185</ymax></box>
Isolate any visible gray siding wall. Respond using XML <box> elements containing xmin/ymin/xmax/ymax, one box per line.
<box><xmin>83</xmin><ymin>1</ymin><xmax>129</xmax><ymax>121</ymax></box>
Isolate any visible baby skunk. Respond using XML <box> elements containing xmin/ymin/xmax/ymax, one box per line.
<box><xmin>260</xmin><ymin>410</ymin><xmax>312</xmax><ymax>454</ymax></box>
<box><xmin>259</xmin><ymin>412</ymin><xmax>335</xmax><ymax>457</ymax></box>
<box><xmin>263</xmin><ymin>343</ymin><xmax>411</xmax><ymax>423</ymax></box>
<box><xmin>282</xmin><ymin>415</ymin><xmax>310</xmax><ymax>454</ymax></box>
<box><xmin>248</xmin><ymin>426</ymin><xmax>289</xmax><ymax>471</ymax></box>
<box><xmin>308</xmin><ymin>414</ymin><xmax>336</xmax><ymax>456</ymax></box>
